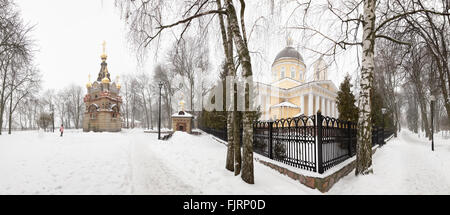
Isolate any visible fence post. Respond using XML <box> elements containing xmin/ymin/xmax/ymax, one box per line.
<box><xmin>317</xmin><ymin>111</ymin><xmax>324</xmax><ymax>174</ymax></box>
<box><xmin>347</xmin><ymin>121</ymin><xmax>352</xmax><ymax>157</ymax></box>
<box><xmin>268</xmin><ymin>121</ymin><xmax>273</xmax><ymax>159</ymax></box>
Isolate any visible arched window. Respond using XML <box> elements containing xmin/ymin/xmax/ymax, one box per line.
<box><xmin>280</xmin><ymin>67</ymin><xmax>285</xmax><ymax>78</ymax></box>
<box><xmin>112</xmin><ymin>106</ymin><xmax>119</xmax><ymax>113</ymax></box>
<box><xmin>88</xmin><ymin>104</ymin><xmax>98</xmax><ymax>113</ymax></box>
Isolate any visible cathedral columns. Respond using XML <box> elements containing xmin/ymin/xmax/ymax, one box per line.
<box><xmin>327</xmin><ymin>99</ymin><xmax>331</xmax><ymax>117</ymax></box>
<box><xmin>315</xmin><ymin>95</ymin><xmax>320</xmax><ymax>114</ymax></box>
<box><xmin>331</xmin><ymin>101</ymin><xmax>335</xmax><ymax>118</ymax></box>
<box><xmin>321</xmin><ymin>97</ymin><xmax>325</xmax><ymax>115</ymax></box>
<box><xmin>333</xmin><ymin>101</ymin><xmax>337</xmax><ymax>118</ymax></box>
<box><xmin>336</xmin><ymin>102</ymin><xmax>339</xmax><ymax>118</ymax></box>
<box><xmin>308</xmin><ymin>93</ymin><xmax>314</xmax><ymax>116</ymax></box>
<box><xmin>300</xmin><ymin>94</ymin><xmax>305</xmax><ymax>115</ymax></box>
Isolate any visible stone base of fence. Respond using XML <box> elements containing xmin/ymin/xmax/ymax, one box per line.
<box><xmin>256</xmin><ymin>147</ymin><xmax>379</xmax><ymax>193</ymax></box>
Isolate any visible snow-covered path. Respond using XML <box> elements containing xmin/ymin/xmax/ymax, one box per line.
<box><xmin>329</xmin><ymin>130</ymin><xmax>450</xmax><ymax>194</ymax></box>
<box><xmin>127</xmin><ymin>134</ymin><xmax>198</xmax><ymax>194</ymax></box>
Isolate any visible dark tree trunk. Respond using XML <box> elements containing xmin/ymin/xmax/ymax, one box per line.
<box><xmin>227</xmin><ymin>0</ymin><xmax>254</xmax><ymax>184</ymax></box>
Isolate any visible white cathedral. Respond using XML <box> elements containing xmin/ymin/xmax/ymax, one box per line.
<box><xmin>255</xmin><ymin>42</ymin><xmax>339</xmax><ymax>121</ymax></box>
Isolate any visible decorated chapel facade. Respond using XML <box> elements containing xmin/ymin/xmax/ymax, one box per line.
<box><xmin>255</xmin><ymin>41</ymin><xmax>339</xmax><ymax>121</ymax></box>
<box><xmin>83</xmin><ymin>42</ymin><xmax>122</xmax><ymax>132</ymax></box>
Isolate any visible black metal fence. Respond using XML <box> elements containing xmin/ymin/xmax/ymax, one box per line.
<box><xmin>198</xmin><ymin>125</ymin><xmax>243</xmax><ymax>147</ymax></box>
<box><xmin>254</xmin><ymin>112</ymin><xmax>394</xmax><ymax>173</ymax></box>
<box><xmin>199</xmin><ymin>126</ymin><xmax>228</xmax><ymax>142</ymax></box>
<box><xmin>254</xmin><ymin>116</ymin><xmax>318</xmax><ymax>172</ymax></box>
<box><xmin>200</xmin><ymin>112</ymin><xmax>394</xmax><ymax>174</ymax></box>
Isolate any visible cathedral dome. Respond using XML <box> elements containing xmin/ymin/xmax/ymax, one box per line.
<box><xmin>273</xmin><ymin>47</ymin><xmax>304</xmax><ymax>64</ymax></box>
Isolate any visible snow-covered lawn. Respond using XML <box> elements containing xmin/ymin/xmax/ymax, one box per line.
<box><xmin>329</xmin><ymin>130</ymin><xmax>450</xmax><ymax>194</ymax></box>
<box><xmin>0</xmin><ymin>129</ymin><xmax>449</xmax><ymax>194</ymax></box>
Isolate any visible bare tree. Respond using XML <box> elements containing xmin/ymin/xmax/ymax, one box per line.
<box><xmin>168</xmin><ymin>36</ymin><xmax>210</xmax><ymax>112</ymax></box>
<box><xmin>116</xmin><ymin>0</ymin><xmax>258</xmax><ymax>183</ymax></box>
<box><xmin>7</xmin><ymin>65</ymin><xmax>41</xmax><ymax>134</ymax></box>
<box><xmin>153</xmin><ymin>64</ymin><xmax>180</xmax><ymax>129</ymax></box>
<box><xmin>0</xmin><ymin>0</ymin><xmax>35</xmax><ymax>134</ymax></box>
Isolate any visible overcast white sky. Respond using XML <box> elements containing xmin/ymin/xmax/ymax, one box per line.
<box><xmin>14</xmin><ymin>0</ymin><xmax>357</xmax><ymax>93</ymax></box>
<box><xmin>15</xmin><ymin>0</ymin><xmax>137</xmax><ymax>91</ymax></box>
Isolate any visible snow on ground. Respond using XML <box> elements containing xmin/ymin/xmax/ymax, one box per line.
<box><xmin>0</xmin><ymin>129</ymin><xmax>319</xmax><ymax>195</ymax></box>
<box><xmin>329</xmin><ymin>130</ymin><xmax>450</xmax><ymax>194</ymax></box>
<box><xmin>0</xmin><ymin>128</ymin><xmax>449</xmax><ymax>194</ymax></box>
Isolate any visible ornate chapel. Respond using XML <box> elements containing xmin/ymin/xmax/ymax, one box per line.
<box><xmin>83</xmin><ymin>42</ymin><xmax>122</xmax><ymax>132</ymax></box>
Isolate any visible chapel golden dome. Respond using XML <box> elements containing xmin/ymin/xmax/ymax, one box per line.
<box><xmin>115</xmin><ymin>76</ymin><xmax>121</xmax><ymax>89</ymax></box>
<box><xmin>102</xmin><ymin>77</ymin><xmax>110</xmax><ymax>84</ymax></box>
<box><xmin>86</xmin><ymin>74</ymin><xmax>92</xmax><ymax>88</ymax></box>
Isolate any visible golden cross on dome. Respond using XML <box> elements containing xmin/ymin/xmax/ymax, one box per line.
<box><xmin>88</xmin><ymin>74</ymin><xmax>91</xmax><ymax>82</ymax></box>
<box><xmin>287</xmin><ymin>37</ymin><xmax>293</xmax><ymax>47</ymax></box>
<box><xmin>116</xmin><ymin>75</ymin><xmax>119</xmax><ymax>83</ymax></box>
<box><xmin>102</xmin><ymin>41</ymin><xmax>106</xmax><ymax>54</ymax></box>
<box><xmin>179</xmin><ymin>100</ymin><xmax>185</xmax><ymax>111</ymax></box>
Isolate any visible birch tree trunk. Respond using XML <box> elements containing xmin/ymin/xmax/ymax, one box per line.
<box><xmin>233</xmin><ymin>85</ymin><xmax>241</xmax><ymax>176</ymax></box>
<box><xmin>217</xmin><ymin>0</ymin><xmax>235</xmax><ymax>172</ymax></box>
<box><xmin>228</xmin><ymin>15</ymin><xmax>241</xmax><ymax>176</ymax></box>
<box><xmin>356</xmin><ymin>0</ymin><xmax>376</xmax><ymax>176</ymax></box>
<box><xmin>227</xmin><ymin>0</ymin><xmax>254</xmax><ymax>184</ymax></box>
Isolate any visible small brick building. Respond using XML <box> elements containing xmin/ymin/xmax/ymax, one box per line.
<box><xmin>172</xmin><ymin>111</ymin><xmax>194</xmax><ymax>134</ymax></box>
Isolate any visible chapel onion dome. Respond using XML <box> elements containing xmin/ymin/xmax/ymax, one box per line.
<box><xmin>102</xmin><ymin>77</ymin><xmax>110</xmax><ymax>84</ymax></box>
<box><xmin>273</xmin><ymin>46</ymin><xmax>304</xmax><ymax>65</ymax></box>
<box><xmin>86</xmin><ymin>74</ymin><xmax>92</xmax><ymax>88</ymax></box>
<box><xmin>116</xmin><ymin>83</ymin><xmax>121</xmax><ymax>89</ymax></box>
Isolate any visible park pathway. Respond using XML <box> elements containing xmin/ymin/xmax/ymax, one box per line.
<box><xmin>127</xmin><ymin>133</ymin><xmax>198</xmax><ymax>194</ymax></box>
<box><xmin>328</xmin><ymin>130</ymin><xmax>450</xmax><ymax>194</ymax></box>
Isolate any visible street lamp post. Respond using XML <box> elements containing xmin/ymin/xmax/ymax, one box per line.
<box><xmin>158</xmin><ymin>81</ymin><xmax>164</xmax><ymax>140</ymax></box>
<box><xmin>430</xmin><ymin>95</ymin><xmax>436</xmax><ymax>151</ymax></box>
<box><xmin>381</xmin><ymin>108</ymin><xmax>387</xmax><ymax>145</ymax></box>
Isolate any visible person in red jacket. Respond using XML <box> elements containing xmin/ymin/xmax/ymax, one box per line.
<box><xmin>59</xmin><ymin>124</ymin><xmax>64</xmax><ymax>137</ymax></box>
